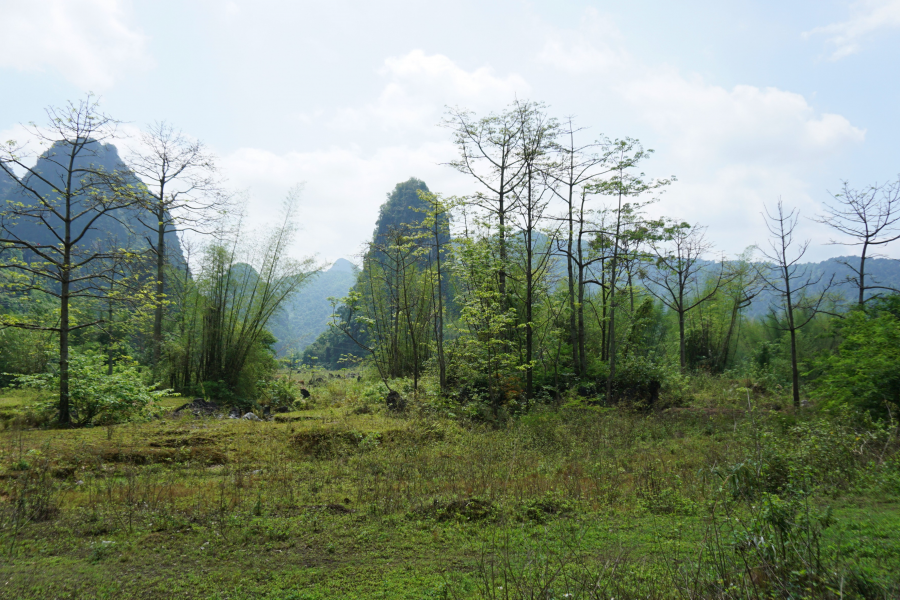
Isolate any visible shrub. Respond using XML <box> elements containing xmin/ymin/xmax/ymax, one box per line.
<box><xmin>814</xmin><ymin>295</ymin><xmax>900</xmax><ymax>417</ymax></box>
<box><xmin>13</xmin><ymin>351</ymin><xmax>168</xmax><ymax>425</ymax></box>
<box><xmin>257</xmin><ymin>377</ymin><xmax>299</xmax><ymax>409</ymax></box>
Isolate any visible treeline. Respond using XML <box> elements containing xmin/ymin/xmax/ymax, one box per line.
<box><xmin>0</xmin><ymin>97</ymin><xmax>318</xmax><ymax>424</ymax></box>
<box><xmin>1</xmin><ymin>96</ymin><xmax>898</xmax><ymax>426</ymax></box>
<box><xmin>312</xmin><ymin>100</ymin><xmax>900</xmax><ymax>418</ymax></box>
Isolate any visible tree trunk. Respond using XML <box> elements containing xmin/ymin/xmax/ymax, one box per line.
<box><xmin>717</xmin><ymin>299</ymin><xmax>742</xmax><ymax>372</ymax></box>
<box><xmin>578</xmin><ymin>262</ymin><xmax>587</xmax><ymax>376</ymax></box>
<box><xmin>567</xmin><ymin>215</ymin><xmax>578</xmax><ymax>374</ymax></box>
<box><xmin>858</xmin><ymin>243</ymin><xmax>867</xmax><ymax>306</ymax></box>
<box><xmin>434</xmin><ymin>226</ymin><xmax>447</xmax><ymax>392</ymax></box>
<box><xmin>525</xmin><ymin>180</ymin><xmax>534</xmax><ymax>399</ymax></box>
<box><xmin>59</xmin><ymin>275</ymin><xmax>71</xmax><ymax>425</ymax></box>
<box><xmin>59</xmin><ymin>182</ymin><xmax>73</xmax><ymax>426</ymax></box>
<box><xmin>107</xmin><ymin>299</ymin><xmax>114</xmax><ymax>376</ymax></box>
<box><xmin>567</xmin><ymin>176</ymin><xmax>578</xmax><ymax>375</ymax></box>
<box><xmin>606</xmin><ymin>190</ymin><xmax>624</xmax><ymax>401</ymax></box>
<box><xmin>678</xmin><ymin>285</ymin><xmax>686</xmax><ymax>371</ymax></box>
<box><xmin>498</xmin><ymin>172</ymin><xmax>507</xmax><ymax>303</ymax></box>
<box><xmin>784</xmin><ymin>268</ymin><xmax>801</xmax><ymax>407</ymax></box>
<box><xmin>153</xmin><ymin>205</ymin><xmax>166</xmax><ymax>368</ymax></box>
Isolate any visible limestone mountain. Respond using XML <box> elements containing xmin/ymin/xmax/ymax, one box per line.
<box><xmin>0</xmin><ymin>140</ymin><xmax>186</xmax><ymax>267</ymax></box>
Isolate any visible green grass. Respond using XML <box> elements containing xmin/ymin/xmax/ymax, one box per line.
<box><xmin>0</xmin><ymin>376</ymin><xmax>897</xmax><ymax>599</ymax></box>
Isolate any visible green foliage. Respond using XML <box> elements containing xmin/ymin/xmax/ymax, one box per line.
<box><xmin>0</xmin><ymin>327</ymin><xmax>52</xmax><ymax>387</ymax></box>
<box><xmin>12</xmin><ymin>351</ymin><xmax>168</xmax><ymax>425</ymax></box>
<box><xmin>682</xmin><ymin>493</ymin><xmax>839</xmax><ymax>598</ymax></box>
<box><xmin>814</xmin><ymin>295</ymin><xmax>900</xmax><ymax>417</ymax></box>
<box><xmin>269</xmin><ymin>261</ymin><xmax>357</xmax><ymax>356</ymax></box>
<box><xmin>372</xmin><ymin>178</ymin><xmax>431</xmax><ymax>243</ymax></box>
<box><xmin>163</xmin><ymin>198</ymin><xmax>318</xmax><ymax>399</ymax></box>
<box><xmin>257</xmin><ymin>377</ymin><xmax>299</xmax><ymax>409</ymax></box>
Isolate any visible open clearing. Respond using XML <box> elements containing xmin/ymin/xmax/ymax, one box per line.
<box><xmin>0</xmin><ymin>379</ymin><xmax>898</xmax><ymax>599</ymax></box>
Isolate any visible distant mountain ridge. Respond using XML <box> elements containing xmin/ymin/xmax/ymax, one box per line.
<box><xmin>268</xmin><ymin>258</ymin><xmax>358</xmax><ymax>355</ymax></box>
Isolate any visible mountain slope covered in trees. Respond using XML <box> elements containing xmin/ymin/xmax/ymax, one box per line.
<box><xmin>268</xmin><ymin>258</ymin><xmax>357</xmax><ymax>355</ymax></box>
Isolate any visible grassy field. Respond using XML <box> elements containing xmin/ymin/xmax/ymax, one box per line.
<box><xmin>0</xmin><ymin>376</ymin><xmax>897</xmax><ymax>599</ymax></box>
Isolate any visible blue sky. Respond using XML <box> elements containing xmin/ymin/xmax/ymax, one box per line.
<box><xmin>2</xmin><ymin>0</ymin><xmax>898</xmax><ymax>263</ymax></box>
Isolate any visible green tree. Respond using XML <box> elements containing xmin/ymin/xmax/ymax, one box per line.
<box><xmin>0</xmin><ymin>97</ymin><xmax>143</xmax><ymax>424</ymax></box>
<box><xmin>446</xmin><ymin>104</ymin><xmax>525</xmax><ymax>304</ymax></box>
<box><xmin>545</xmin><ymin>118</ymin><xmax>614</xmax><ymax>376</ymax></box>
<box><xmin>165</xmin><ymin>190</ymin><xmax>318</xmax><ymax>401</ymax></box>
<box><xmin>587</xmin><ymin>140</ymin><xmax>672</xmax><ymax>399</ymax></box>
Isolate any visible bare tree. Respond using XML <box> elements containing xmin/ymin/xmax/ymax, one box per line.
<box><xmin>545</xmin><ymin>119</ymin><xmax>615</xmax><ymax>376</ymax></box>
<box><xmin>816</xmin><ymin>178</ymin><xmax>900</xmax><ymax>306</ymax></box>
<box><xmin>0</xmin><ymin>97</ymin><xmax>140</xmax><ymax>424</ymax></box>
<box><xmin>643</xmin><ymin>222</ymin><xmax>725</xmax><ymax>371</ymax></box>
<box><xmin>127</xmin><ymin>122</ymin><xmax>224</xmax><ymax>367</ymax></box>
<box><xmin>759</xmin><ymin>200</ymin><xmax>835</xmax><ymax>408</ymax></box>
<box><xmin>445</xmin><ymin>104</ymin><xmax>526</xmax><ymax>302</ymax></box>
<box><xmin>510</xmin><ymin>101</ymin><xmax>558</xmax><ymax>399</ymax></box>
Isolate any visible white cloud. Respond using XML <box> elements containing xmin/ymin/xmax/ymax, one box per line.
<box><xmin>332</xmin><ymin>50</ymin><xmax>530</xmax><ymax>133</ymax></box>
<box><xmin>803</xmin><ymin>0</ymin><xmax>900</xmax><ymax>59</ymax></box>
<box><xmin>224</xmin><ymin>1</ymin><xmax>241</xmax><ymax>19</ymax></box>
<box><xmin>219</xmin><ymin>141</ymin><xmax>471</xmax><ymax>262</ymax></box>
<box><xmin>620</xmin><ymin>71</ymin><xmax>864</xmax><ymax>254</ymax></box>
<box><xmin>217</xmin><ymin>51</ymin><xmax>530</xmax><ymax>261</ymax></box>
<box><xmin>537</xmin><ymin>8</ymin><xmax>628</xmax><ymax>74</ymax></box>
<box><xmin>0</xmin><ymin>0</ymin><xmax>152</xmax><ymax>90</ymax></box>
<box><xmin>619</xmin><ymin>69</ymin><xmax>865</xmax><ymax>166</ymax></box>
<box><xmin>536</xmin><ymin>10</ymin><xmax>866</xmax><ymax>258</ymax></box>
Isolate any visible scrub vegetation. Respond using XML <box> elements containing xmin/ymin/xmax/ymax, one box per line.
<box><xmin>1</xmin><ymin>97</ymin><xmax>899</xmax><ymax>598</ymax></box>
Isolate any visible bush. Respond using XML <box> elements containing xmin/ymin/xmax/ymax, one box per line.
<box><xmin>814</xmin><ymin>296</ymin><xmax>900</xmax><ymax>417</ymax></box>
<box><xmin>257</xmin><ymin>377</ymin><xmax>299</xmax><ymax>409</ymax></box>
<box><xmin>609</xmin><ymin>354</ymin><xmax>666</xmax><ymax>407</ymax></box>
<box><xmin>13</xmin><ymin>351</ymin><xmax>168</xmax><ymax>425</ymax></box>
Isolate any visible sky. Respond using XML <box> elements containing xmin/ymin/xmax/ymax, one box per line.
<box><xmin>1</xmin><ymin>0</ymin><xmax>899</xmax><ymax>265</ymax></box>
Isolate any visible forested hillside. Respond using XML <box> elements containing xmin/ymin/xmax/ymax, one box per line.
<box><xmin>268</xmin><ymin>257</ymin><xmax>357</xmax><ymax>355</ymax></box>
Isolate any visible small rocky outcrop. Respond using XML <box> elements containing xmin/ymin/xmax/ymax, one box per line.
<box><xmin>174</xmin><ymin>399</ymin><xmax>221</xmax><ymax>416</ymax></box>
